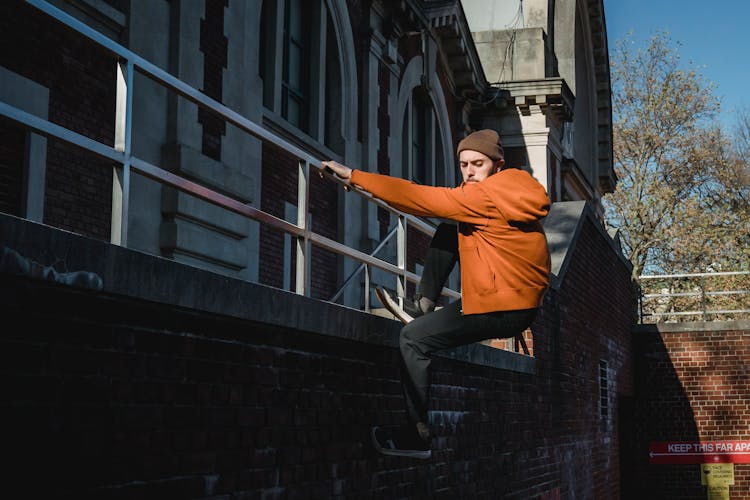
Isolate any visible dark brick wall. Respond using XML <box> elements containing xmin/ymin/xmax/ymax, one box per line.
<box><xmin>259</xmin><ymin>142</ymin><xmax>338</xmax><ymax>301</ymax></box>
<box><xmin>406</xmin><ymin>226</ymin><xmax>430</xmax><ymax>299</ymax></box>
<box><xmin>198</xmin><ymin>0</ymin><xmax>228</xmax><ymax>161</ymax></box>
<box><xmin>0</xmin><ymin>208</ymin><xmax>638</xmax><ymax>499</ymax></box>
<box><xmin>259</xmin><ymin>142</ymin><xmax>299</xmax><ymax>291</ymax></box>
<box><xmin>0</xmin><ymin>1</ymin><xmax>115</xmax><ymax>241</ymax></box>
<box><xmin>531</xmin><ymin>217</ymin><xmax>636</xmax><ymax>499</ymax></box>
<box><xmin>630</xmin><ymin>325</ymin><xmax>750</xmax><ymax>499</ymax></box>
<box><xmin>0</xmin><ymin>118</ymin><xmax>25</xmax><ymax>216</ymax></box>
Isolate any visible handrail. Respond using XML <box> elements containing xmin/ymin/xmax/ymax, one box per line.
<box><xmin>3</xmin><ymin>0</ymin><xmax>460</xmax><ymax>308</ymax></box>
<box><xmin>640</xmin><ymin>271</ymin><xmax>748</xmax><ymax>280</ymax></box>
<box><xmin>638</xmin><ymin>271</ymin><xmax>750</xmax><ymax>323</ymax></box>
<box><xmin>328</xmin><ymin>225</ymin><xmax>462</xmax><ymax>304</ymax></box>
<box><xmin>329</xmin><ymin>225</ymin><xmax>399</xmax><ymax>304</ymax></box>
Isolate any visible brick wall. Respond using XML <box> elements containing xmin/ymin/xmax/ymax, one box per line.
<box><xmin>0</xmin><ymin>1</ymin><xmax>115</xmax><ymax>241</ymax></box>
<box><xmin>197</xmin><ymin>0</ymin><xmax>228</xmax><ymax>161</ymax></box>
<box><xmin>0</xmin><ymin>206</ymin><xmax>637</xmax><ymax>499</ymax></box>
<box><xmin>259</xmin><ymin>142</ymin><xmax>339</xmax><ymax>301</ymax></box>
<box><xmin>532</xmin><ymin>216</ymin><xmax>636</xmax><ymax>499</ymax></box>
<box><xmin>406</xmin><ymin>226</ymin><xmax>430</xmax><ymax>299</ymax></box>
<box><xmin>630</xmin><ymin>323</ymin><xmax>750</xmax><ymax>499</ymax></box>
<box><xmin>0</xmin><ymin>118</ymin><xmax>25</xmax><ymax>216</ymax></box>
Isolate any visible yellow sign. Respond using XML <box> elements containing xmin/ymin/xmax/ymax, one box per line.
<box><xmin>700</xmin><ymin>463</ymin><xmax>734</xmax><ymax>486</ymax></box>
<box><xmin>706</xmin><ymin>485</ymin><xmax>729</xmax><ymax>500</ymax></box>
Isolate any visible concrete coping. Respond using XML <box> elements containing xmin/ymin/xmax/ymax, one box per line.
<box><xmin>633</xmin><ymin>321</ymin><xmax>750</xmax><ymax>334</ymax></box>
<box><xmin>0</xmin><ymin>213</ymin><xmax>536</xmax><ymax>374</ymax></box>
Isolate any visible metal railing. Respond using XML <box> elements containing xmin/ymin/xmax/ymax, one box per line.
<box><xmin>638</xmin><ymin>271</ymin><xmax>750</xmax><ymax>323</ymax></box>
<box><xmin>1</xmin><ymin>0</ymin><xmax>460</xmax><ymax>310</ymax></box>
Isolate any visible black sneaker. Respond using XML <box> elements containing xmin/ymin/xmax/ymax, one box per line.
<box><xmin>374</xmin><ymin>287</ymin><xmax>426</xmax><ymax>324</ymax></box>
<box><xmin>371</xmin><ymin>425</ymin><xmax>431</xmax><ymax>459</ymax></box>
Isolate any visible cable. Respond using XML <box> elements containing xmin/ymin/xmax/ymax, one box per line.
<box><xmin>465</xmin><ymin>0</ymin><xmax>525</xmax><ymax>106</ymax></box>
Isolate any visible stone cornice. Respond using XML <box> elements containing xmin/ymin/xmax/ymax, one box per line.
<box><xmin>496</xmin><ymin>77</ymin><xmax>574</xmax><ymax>125</ymax></box>
<box><xmin>423</xmin><ymin>0</ymin><xmax>488</xmax><ymax>97</ymax></box>
<box><xmin>586</xmin><ymin>0</ymin><xmax>615</xmax><ymax>191</ymax></box>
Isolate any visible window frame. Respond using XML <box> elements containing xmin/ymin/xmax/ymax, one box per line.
<box><xmin>402</xmin><ymin>87</ymin><xmax>445</xmax><ymax>186</ymax></box>
<box><xmin>259</xmin><ymin>0</ymin><xmax>344</xmax><ymax>155</ymax></box>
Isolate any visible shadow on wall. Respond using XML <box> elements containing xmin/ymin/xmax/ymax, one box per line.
<box><xmin>627</xmin><ymin>327</ymin><xmax>702</xmax><ymax>498</ymax></box>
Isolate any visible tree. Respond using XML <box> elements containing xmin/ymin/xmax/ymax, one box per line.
<box><xmin>603</xmin><ymin>32</ymin><xmax>750</xmax><ymax>321</ymax></box>
<box><xmin>604</xmin><ymin>31</ymin><xmax>749</xmax><ymax>278</ymax></box>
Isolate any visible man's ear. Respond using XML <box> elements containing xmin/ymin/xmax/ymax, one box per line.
<box><xmin>495</xmin><ymin>159</ymin><xmax>505</xmax><ymax>172</ymax></box>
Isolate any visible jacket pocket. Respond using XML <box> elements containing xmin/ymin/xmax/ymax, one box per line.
<box><xmin>465</xmin><ymin>246</ymin><xmax>495</xmax><ymax>295</ymax></box>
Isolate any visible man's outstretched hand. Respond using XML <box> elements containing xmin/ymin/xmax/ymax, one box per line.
<box><xmin>321</xmin><ymin>160</ymin><xmax>353</xmax><ymax>188</ymax></box>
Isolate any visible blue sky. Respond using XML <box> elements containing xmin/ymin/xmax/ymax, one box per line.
<box><xmin>603</xmin><ymin>0</ymin><xmax>748</xmax><ymax>131</ymax></box>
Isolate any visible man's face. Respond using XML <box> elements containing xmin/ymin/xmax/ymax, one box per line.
<box><xmin>458</xmin><ymin>150</ymin><xmax>504</xmax><ymax>183</ymax></box>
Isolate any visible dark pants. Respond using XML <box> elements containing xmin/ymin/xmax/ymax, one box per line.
<box><xmin>400</xmin><ymin>223</ymin><xmax>538</xmax><ymax>426</ymax></box>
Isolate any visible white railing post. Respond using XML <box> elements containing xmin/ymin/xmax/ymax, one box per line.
<box><xmin>296</xmin><ymin>159</ymin><xmax>310</xmax><ymax>296</ymax></box>
<box><xmin>112</xmin><ymin>58</ymin><xmax>133</xmax><ymax>246</ymax></box>
<box><xmin>396</xmin><ymin>214</ymin><xmax>407</xmax><ymax>304</ymax></box>
<box><xmin>364</xmin><ymin>264</ymin><xmax>370</xmax><ymax>312</ymax></box>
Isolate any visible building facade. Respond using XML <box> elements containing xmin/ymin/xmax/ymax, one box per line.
<box><xmin>7</xmin><ymin>2</ymin><xmax>703</xmax><ymax>499</ymax></box>
<box><xmin>4</xmin><ymin>3</ymin><xmax>749</xmax><ymax>499</ymax></box>
<box><xmin>0</xmin><ymin>0</ymin><xmax>613</xmax><ymax>311</ymax></box>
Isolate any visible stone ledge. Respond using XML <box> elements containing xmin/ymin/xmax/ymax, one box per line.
<box><xmin>0</xmin><ymin>212</ymin><xmax>536</xmax><ymax>374</ymax></box>
<box><xmin>634</xmin><ymin>321</ymin><xmax>750</xmax><ymax>334</ymax></box>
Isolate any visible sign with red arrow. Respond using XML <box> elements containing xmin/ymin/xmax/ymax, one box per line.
<box><xmin>649</xmin><ymin>441</ymin><xmax>750</xmax><ymax>464</ymax></box>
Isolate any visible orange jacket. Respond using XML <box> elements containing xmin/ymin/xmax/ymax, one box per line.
<box><xmin>350</xmin><ymin>168</ymin><xmax>551</xmax><ymax>314</ymax></box>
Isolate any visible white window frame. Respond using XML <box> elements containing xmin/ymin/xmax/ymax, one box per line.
<box><xmin>261</xmin><ymin>0</ymin><xmax>343</xmax><ymax>152</ymax></box>
<box><xmin>403</xmin><ymin>89</ymin><xmax>442</xmax><ymax>186</ymax></box>
<box><xmin>0</xmin><ymin>66</ymin><xmax>49</xmax><ymax>222</ymax></box>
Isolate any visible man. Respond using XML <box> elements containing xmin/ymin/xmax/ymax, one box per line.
<box><xmin>322</xmin><ymin>129</ymin><xmax>550</xmax><ymax>459</ymax></box>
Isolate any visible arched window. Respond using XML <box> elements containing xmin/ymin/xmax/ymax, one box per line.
<box><xmin>402</xmin><ymin>87</ymin><xmax>445</xmax><ymax>185</ymax></box>
<box><xmin>259</xmin><ymin>0</ymin><xmax>344</xmax><ymax>154</ymax></box>
<box><xmin>281</xmin><ymin>0</ymin><xmax>310</xmax><ymax>129</ymax></box>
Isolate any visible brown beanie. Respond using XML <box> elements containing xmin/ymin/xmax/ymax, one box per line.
<box><xmin>456</xmin><ymin>129</ymin><xmax>504</xmax><ymax>161</ymax></box>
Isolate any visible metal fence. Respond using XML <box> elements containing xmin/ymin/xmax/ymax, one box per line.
<box><xmin>1</xmin><ymin>0</ymin><xmax>460</xmax><ymax>312</ymax></box>
<box><xmin>638</xmin><ymin>271</ymin><xmax>750</xmax><ymax>323</ymax></box>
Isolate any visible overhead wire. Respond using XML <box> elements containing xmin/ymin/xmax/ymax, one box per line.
<box><xmin>465</xmin><ymin>0</ymin><xmax>525</xmax><ymax>106</ymax></box>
